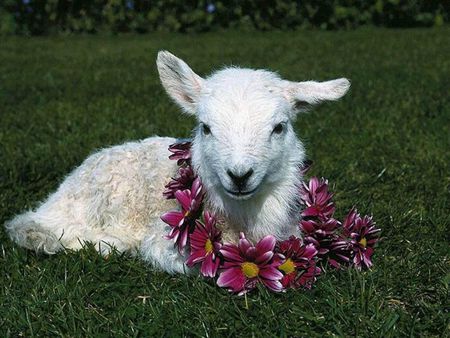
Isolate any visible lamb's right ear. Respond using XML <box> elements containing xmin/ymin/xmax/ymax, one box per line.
<box><xmin>157</xmin><ymin>51</ymin><xmax>204</xmax><ymax>115</ymax></box>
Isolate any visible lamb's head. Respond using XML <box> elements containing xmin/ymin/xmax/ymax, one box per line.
<box><xmin>157</xmin><ymin>51</ymin><xmax>350</xmax><ymax>234</ymax></box>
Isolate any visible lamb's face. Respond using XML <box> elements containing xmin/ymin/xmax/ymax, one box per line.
<box><xmin>156</xmin><ymin>51</ymin><xmax>350</xmax><ymax>203</ymax></box>
<box><xmin>193</xmin><ymin>69</ymin><xmax>297</xmax><ymax>200</ymax></box>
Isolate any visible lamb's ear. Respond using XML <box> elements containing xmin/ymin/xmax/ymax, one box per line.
<box><xmin>284</xmin><ymin>78</ymin><xmax>350</xmax><ymax>113</ymax></box>
<box><xmin>157</xmin><ymin>51</ymin><xmax>204</xmax><ymax>115</ymax></box>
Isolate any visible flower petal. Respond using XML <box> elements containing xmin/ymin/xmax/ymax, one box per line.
<box><xmin>200</xmin><ymin>254</ymin><xmax>219</xmax><ymax>278</ymax></box>
<box><xmin>245</xmin><ymin>247</ymin><xmax>257</xmax><ymax>261</ymax></box>
<box><xmin>220</xmin><ymin>244</ymin><xmax>243</xmax><ymax>262</ymax></box>
<box><xmin>259</xmin><ymin>267</ymin><xmax>283</xmax><ymax>281</ymax></box>
<box><xmin>217</xmin><ymin>267</ymin><xmax>246</xmax><ymax>293</ymax></box>
<box><xmin>302</xmin><ymin>206</ymin><xmax>319</xmax><ymax>217</ymax></box>
<box><xmin>177</xmin><ymin>226</ymin><xmax>189</xmax><ymax>251</ymax></box>
<box><xmin>262</xmin><ymin>279</ymin><xmax>284</xmax><ymax>292</ymax></box>
<box><xmin>255</xmin><ymin>251</ymin><xmax>273</xmax><ymax>265</ymax></box>
<box><xmin>256</xmin><ymin>235</ymin><xmax>276</xmax><ymax>255</ymax></box>
<box><xmin>175</xmin><ymin>190</ymin><xmax>192</xmax><ymax>210</ymax></box>
<box><xmin>161</xmin><ymin>212</ymin><xmax>184</xmax><ymax>227</ymax></box>
<box><xmin>238</xmin><ymin>236</ymin><xmax>253</xmax><ymax>255</ymax></box>
<box><xmin>185</xmin><ymin>249</ymin><xmax>206</xmax><ymax>266</ymax></box>
<box><xmin>309</xmin><ymin>177</ymin><xmax>319</xmax><ymax>192</ymax></box>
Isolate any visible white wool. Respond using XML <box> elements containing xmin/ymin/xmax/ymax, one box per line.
<box><xmin>5</xmin><ymin>51</ymin><xmax>350</xmax><ymax>274</ymax></box>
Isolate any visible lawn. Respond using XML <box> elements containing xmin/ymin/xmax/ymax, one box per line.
<box><xmin>0</xmin><ymin>28</ymin><xmax>449</xmax><ymax>336</ymax></box>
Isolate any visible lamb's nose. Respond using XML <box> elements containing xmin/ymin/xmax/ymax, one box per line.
<box><xmin>227</xmin><ymin>168</ymin><xmax>254</xmax><ymax>190</ymax></box>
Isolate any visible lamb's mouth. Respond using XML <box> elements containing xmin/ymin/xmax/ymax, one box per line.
<box><xmin>224</xmin><ymin>186</ymin><xmax>259</xmax><ymax>199</ymax></box>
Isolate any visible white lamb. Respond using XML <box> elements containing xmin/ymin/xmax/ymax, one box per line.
<box><xmin>5</xmin><ymin>51</ymin><xmax>350</xmax><ymax>273</ymax></box>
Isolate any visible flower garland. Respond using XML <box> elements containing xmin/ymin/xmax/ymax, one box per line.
<box><xmin>161</xmin><ymin>141</ymin><xmax>381</xmax><ymax>295</ymax></box>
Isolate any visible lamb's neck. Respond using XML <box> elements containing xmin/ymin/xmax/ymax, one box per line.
<box><xmin>206</xmin><ymin>174</ymin><xmax>302</xmax><ymax>243</ymax></box>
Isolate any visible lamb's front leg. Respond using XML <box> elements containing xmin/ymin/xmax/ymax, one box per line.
<box><xmin>140</xmin><ymin>219</ymin><xmax>190</xmax><ymax>274</ymax></box>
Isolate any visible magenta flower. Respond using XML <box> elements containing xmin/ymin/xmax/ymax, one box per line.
<box><xmin>343</xmin><ymin>209</ymin><xmax>381</xmax><ymax>270</ymax></box>
<box><xmin>327</xmin><ymin>238</ymin><xmax>352</xmax><ymax>269</ymax></box>
<box><xmin>297</xmin><ymin>265</ymin><xmax>322</xmax><ymax>289</ymax></box>
<box><xmin>299</xmin><ymin>177</ymin><xmax>335</xmax><ymax>219</ymax></box>
<box><xmin>343</xmin><ymin>207</ymin><xmax>358</xmax><ymax>232</ymax></box>
<box><xmin>300</xmin><ymin>218</ymin><xmax>351</xmax><ymax>269</ymax></box>
<box><xmin>185</xmin><ymin>211</ymin><xmax>222</xmax><ymax>278</ymax></box>
<box><xmin>300</xmin><ymin>218</ymin><xmax>340</xmax><ymax>255</ymax></box>
<box><xmin>163</xmin><ymin>166</ymin><xmax>195</xmax><ymax>199</ymax></box>
<box><xmin>161</xmin><ymin>177</ymin><xmax>204</xmax><ymax>251</ymax></box>
<box><xmin>277</xmin><ymin>236</ymin><xmax>321</xmax><ymax>289</ymax></box>
<box><xmin>217</xmin><ymin>233</ymin><xmax>284</xmax><ymax>294</ymax></box>
<box><xmin>168</xmin><ymin>141</ymin><xmax>192</xmax><ymax>165</ymax></box>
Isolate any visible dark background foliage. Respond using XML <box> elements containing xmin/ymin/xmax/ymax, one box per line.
<box><xmin>0</xmin><ymin>0</ymin><xmax>448</xmax><ymax>35</ymax></box>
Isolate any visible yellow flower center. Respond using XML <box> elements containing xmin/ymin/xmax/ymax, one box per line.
<box><xmin>279</xmin><ymin>258</ymin><xmax>296</xmax><ymax>274</ymax></box>
<box><xmin>184</xmin><ymin>210</ymin><xmax>190</xmax><ymax>217</ymax></box>
<box><xmin>241</xmin><ymin>262</ymin><xmax>259</xmax><ymax>278</ymax></box>
<box><xmin>359</xmin><ymin>237</ymin><xmax>367</xmax><ymax>248</ymax></box>
<box><xmin>204</xmin><ymin>239</ymin><xmax>213</xmax><ymax>253</ymax></box>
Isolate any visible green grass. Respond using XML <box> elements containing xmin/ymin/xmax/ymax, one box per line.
<box><xmin>0</xmin><ymin>28</ymin><xmax>449</xmax><ymax>337</ymax></box>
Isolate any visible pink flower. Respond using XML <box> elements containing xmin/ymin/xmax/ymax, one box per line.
<box><xmin>168</xmin><ymin>141</ymin><xmax>192</xmax><ymax>165</ymax></box>
<box><xmin>300</xmin><ymin>218</ymin><xmax>340</xmax><ymax>255</ymax></box>
<box><xmin>161</xmin><ymin>177</ymin><xmax>204</xmax><ymax>251</ymax></box>
<box><xmin>299</xmin><ymin>177</ymin><xmax>335</xmax><ymax>219</ymax></box>
<box><xmin>343</xmin><ymin>207</ymin><xmax>358</xmax><ymax>232</ymax></box>
<box><xmin>297</xmin><ymin>265</ymin><xmax>322</xmax><ymax>288</ymax></box>
<box><xmin>327</xmin><ymin>238</ymin><xmax>352</xmax><ymax>269</ymax></box>
<box><xmin>163</xmin><ymin>166</ymin><xmax>195</xmax><ymax>199</ymax></box>
<box><xmin>300</xmin><ymin>218</ymin><xmax>351</xmax><ymax>269</ymax></box>
<box><xmin>185</xmin><ymin>212</ymin><xmax>222</xmax><ymax>278</ymax></box>
<box><xmin>217</xmin><ymin>233</ymin><xmax>283</xmax><ymax>295</ymax></box>
<box><xmin>277</xmin><ymin>236</ymin><xmax>321</xmax><ymax>289</ymax></box>
<box><xmin>343</xmin><ymin>208</ymin><xmax>381</xmax><ymax>270</ymax></box>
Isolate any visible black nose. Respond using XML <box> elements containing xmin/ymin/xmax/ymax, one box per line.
<box><xmin>227</xmin><ymin>169</ymin><xmax>254</xmax><ymax>190</ymax></box>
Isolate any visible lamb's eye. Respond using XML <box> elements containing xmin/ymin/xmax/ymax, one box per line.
<box><xmin>272</xmin><ymin>123</ymin><xmax>284</xmax><ymax>135</ymax></box>
<box><xmin>202</xmin><ymin>123</ymin><xmax>211</xmax><ymax>135</ymax></box>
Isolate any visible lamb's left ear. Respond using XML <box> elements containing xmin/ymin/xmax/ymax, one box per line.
<box><xmin>157</xmin><ymin>50</ymin><xmax>204</xmax><ymax>115</ymax></box>
<box><xmin>284</xmin><ymin>78</ymin><xmax>351</xmax><ymax>113</ymax></box>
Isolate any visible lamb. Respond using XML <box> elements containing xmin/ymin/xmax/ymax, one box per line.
<box><xmin>5</xmin><ymin>51</ymin><xmax>350</xmax><ymax>273</ymax></box>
